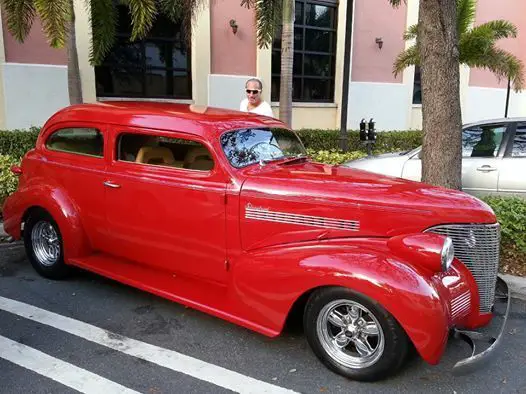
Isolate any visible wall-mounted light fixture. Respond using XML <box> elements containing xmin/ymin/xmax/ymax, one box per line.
<box><xmin>375</xmin><ymin>37</ymin><xmax>383</xmax><ymax>50</ymax></box>
<box><xmin>230</xmin><ymin>19</ymin><xmax>238</xmax><ymax>34</ymax></box>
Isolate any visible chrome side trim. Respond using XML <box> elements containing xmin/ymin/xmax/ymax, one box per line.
<box><xmin>245</xmin><ymin>205</ymin><xmax>360</xmax><ymax>232</ymax></box>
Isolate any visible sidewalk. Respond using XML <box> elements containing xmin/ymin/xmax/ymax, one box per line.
<box><xmin>1</xmin><ymin>220</ymin><xmax>526</xmax><ymax>300</ymax></box>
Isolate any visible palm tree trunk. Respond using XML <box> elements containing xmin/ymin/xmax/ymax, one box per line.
<box><xmin>67</xmin><ymin>0</ymin><xmax>83</xmax><ymax>104</ymax></box>
<box><xmin>279</xmin><ymin>0</ymin><xmax>294</xmax><ymax>127</ymax></box>
<box><xmin>419</xmin><ymin>0</ymin><xmax>462</xmax><ymax>190</ymax></box>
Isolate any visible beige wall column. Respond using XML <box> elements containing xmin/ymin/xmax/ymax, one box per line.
<box><xmin>192</xmin><ymin>3</ymin><xmax>211</xmax><ymax>105</ymax></box>
<box><xmin>256</xmin><ymin>46</ymin><xmax>272</xmax><ymax>104</ymax></box>
<box><xmin>334</xmin><ymin>0</ymin><xmax>349</xmax><ymax>130</ymax></box>
<box><xmin>74</xmin><ymin>0</ymin><xmax>97</xmax><ymax>103</ymax></box>
<box><xmin>0</xmin><ymin>7</ymin><xmax>7</xmax><ymax>128</ymax></box>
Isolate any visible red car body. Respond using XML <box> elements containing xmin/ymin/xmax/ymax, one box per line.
<box><xmin>3</xmin><ymin>102</ymin><xmax>509</xmax><ymax>380</ymax></box>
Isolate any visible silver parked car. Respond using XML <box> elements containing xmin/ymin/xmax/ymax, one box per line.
<box><xmin>342</xmin><ymin>118</ymin><xmax>526</xmax><ymax>198</ymax></box>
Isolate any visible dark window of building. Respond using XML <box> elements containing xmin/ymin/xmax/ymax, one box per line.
<box><xmin>413</xmin><ymin>66</ymin><xmax>421</xmax><ymax>104</ymax></box>
<box><xmin>271</xmin><ymin>1</ymin><xmax>338</xmax><ymax>102</ymax></box>
<box><xmin>94</xmin><ymin>4</ymin><xmax>192</xmax><ymax>99</ymax></box>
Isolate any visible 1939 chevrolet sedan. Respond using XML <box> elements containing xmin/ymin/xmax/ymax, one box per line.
<box><xmin>2</xmin><ymin>102</ymin><xmax>510</xmax><ymax>382</ymax></box>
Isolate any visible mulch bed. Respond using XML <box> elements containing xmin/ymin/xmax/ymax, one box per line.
<box><xmin>500</xmin><ymin>246</ymin><xmax>526</xmax><ymax>277</ymax></box>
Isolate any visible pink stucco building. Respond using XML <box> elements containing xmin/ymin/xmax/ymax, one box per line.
<box><xmin>0</xmin><ymin>0</ymin><xmax>524</xmax><ymax>131</ymax></box>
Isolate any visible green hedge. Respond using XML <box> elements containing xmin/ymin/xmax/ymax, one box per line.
<box><xmin>0</xmin><ymin>127</ymin><xmax>40</xmax><ymax>159</ymax></box>
<box><xmin>482</xmin><ymin>196</ymin><xmax>526</xmax><ymax>253</ymax></box>
<box><xmin>295</xmin><ymin>129</ymin><xmax>423</xmax><ymax>153</ymax></box>
<box><xmin>0</xmin><ymin>154</ymin><xmax>20</xmax><ymax>210</ymax></box>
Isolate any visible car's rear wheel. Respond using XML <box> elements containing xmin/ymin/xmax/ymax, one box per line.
<box><xmin>24</xmin><ymin>210</ymin><xmax>70</xmax><ymax>279</ymax></box>
<box><xmin>304</xmin><ymin>287</ymin><xmax>409</xmax><ymax>382</ymax></box>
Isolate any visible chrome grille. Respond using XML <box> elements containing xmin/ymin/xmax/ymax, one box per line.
<box><xmin>450</xmin><ymin>290</ymin><xmax>471</xmax><ymax>320</ymax></box>
<box><xmin>425</xmin><ymin>223</ymin><xmax>500</xmax><ymax>313</ymax></box>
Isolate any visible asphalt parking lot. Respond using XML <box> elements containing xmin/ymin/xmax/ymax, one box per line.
<box><xmin>1</xmin><ymin>242</ymin><xmax>526</xmax><ymax>394</ymax></box>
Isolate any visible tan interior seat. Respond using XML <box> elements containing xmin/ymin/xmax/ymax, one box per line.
<box><xmin>136</xmin><ymin>146</ymin><xmax>177</xmax><ymax>166</ymax></box>
<box><xmin>183</xmin><ymin>146</ymin><xmax>213</xmax><ymax>170</ymax></box>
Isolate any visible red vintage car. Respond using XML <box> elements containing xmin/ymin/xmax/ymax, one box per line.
<box><xmin>2</xmin><ymin>102</ymin><xmax>510</xmax><ymax>382</ymax></box>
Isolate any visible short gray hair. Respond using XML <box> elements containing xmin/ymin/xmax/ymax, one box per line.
<box><xmin>245</xmin><ymin>78</ymin><xmax>263</xmax><ymax>90</ymax></box>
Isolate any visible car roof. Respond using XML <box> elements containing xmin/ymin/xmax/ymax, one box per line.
<box><xmin>42</xmin><ymin>101</ymin><xmax>286</xmax><ymax>138</ymax></box>
<box><xmin>464</xmin><ymin>117</ymin><xmax>526</xmax><ymax>128</ymax></box>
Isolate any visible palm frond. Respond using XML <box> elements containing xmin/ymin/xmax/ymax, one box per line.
<box><xmin>254</xmin><ymin>0</ymin><xmax>282</xmax><ymax>49</ymax></box>
<box><xmin>0</xmin><ymin>0</ymin><xmax>36</xmax><ymax>42</ymax></box>
<box><xmin>33</xmin><ymin>0</ymin><xmax>71</xmax><ymax>48</ymax></box>
<box><xmin>457</xmin><ymin>0</ymin><xmax>476</xmax><ymax>35</ymax></box>
<box><xmin>387</xmin><ymin>0</ymin><xmax>406</xmax><ymax>7</ymax></box>
<box><xmin>158</xmin><ymin>0</ymin><xmax>183</xmax><ymax>23</ymax></box>
<box><xmin>121</xmin><ymin>0</ymin><xmax>158</xmax><ymax>41</ymax></box>
<box><xmin>465</xmin><ymin>47</ymin><xmax>524</xmax><ymax>92</ymax></box>
<box><xmin>403</xmin><ymin>24</ymin><xmax>418</xmax><ymax>41</ymax></box>
<box><xmin>90</xmin><ymin>0</ymin><xmax>117</xmax><ymax>65</ymax></box>
<box><xmin>470</xmin><ymin>20</ymin><xmax>517</xmax><ymax>41</ymax></box>
<box><xmin>393</xmin><ymin>45</ymin><xmax>419</xmax><ymax>76</ymax></box>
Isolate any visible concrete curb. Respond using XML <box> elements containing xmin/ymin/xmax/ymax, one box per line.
<box><xmin>1</xmin><ymin>221</ymin><xmax>526</xmax><ymax>300</ymax></box>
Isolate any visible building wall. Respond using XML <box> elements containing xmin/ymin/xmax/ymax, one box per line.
<box><xmin>348</xmin><ymin>0</ymin><xmax>410</xmax><ymax>130</ymax></box>
<box><xmin>208</xmin><ymin>0</ymin><xmax>257</xmax><ymax>111</ymax></box>
<box><xmin>0</xmin><ymin>12</ymin><xmax>69</xmax><ymax>129</ymax></box>
<box><xmin>465</xmin><ymin>0</ymin><xmax>526</xmax><ymax>123</ymax></box>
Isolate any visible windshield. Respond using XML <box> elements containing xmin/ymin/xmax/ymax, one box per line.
<box><xmin>220</xmin><ymin>127</ymin><xmax>307</xmax><ymax>168</ymax></box>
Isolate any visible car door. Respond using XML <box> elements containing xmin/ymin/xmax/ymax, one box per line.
<box><xmin>498</xmin><ymin>122</ymin><xmax>526</xmax><ymax>197</ymax></box>
<box><xmin>460</xmin><ymin>122</ymin><xmax>508</xmax><ymax>197</ymax></box>
<box><xmin>100</xmin><ymin>127</ymin><xmax>228</xmax><ymax>285</ymax></box>
<box><xmin>43</xmin><ymin>123</ymin><xmax>108</xmax><ymax>250</ymax></box>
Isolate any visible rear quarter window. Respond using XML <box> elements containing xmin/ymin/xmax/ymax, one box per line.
<box><xmin>46</xmin><ymin>128</ymin><xmax>104</xmax><ymax>157</ymax></box>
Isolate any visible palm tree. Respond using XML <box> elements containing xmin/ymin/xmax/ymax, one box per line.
<box><xmin>0</xmin><ymin>0</ymin><xmax>201</xmax><ymax>105</ymax></box>
<box><xmin>394</xmin><ymin>0</ymin><xmax>525</xmax><ymax>91</ymax></box>
<box><xmin>242</xmin><ymin>0</ymin><xmax>293</xmax><ymax>127</ymax></box>
<box><xmin>388</xmin><ymin>0</ymin><xmax>511</xmax><ymax>190</ymax></box>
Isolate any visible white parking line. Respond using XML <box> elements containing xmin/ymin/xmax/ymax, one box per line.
<box><xmin>0</xmin><ymin>296</ymin><xmax>299</xmax><ymax>394</ymax></box>
<box><xmin>0</xmin><ymin>335</ymin><xmax>140</xmax><ymax>394</ymax></box>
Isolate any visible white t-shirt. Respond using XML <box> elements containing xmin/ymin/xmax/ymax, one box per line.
<box><xmin>239</xmin><ymin>98</ymin><xmax>274</xmax><ymax>118</ymax></box>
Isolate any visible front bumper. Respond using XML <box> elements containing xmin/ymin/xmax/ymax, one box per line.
<box><xmin>452</xmin><ymin>276</ymin><xmax>511</xmax><ymax>375</ymax></box>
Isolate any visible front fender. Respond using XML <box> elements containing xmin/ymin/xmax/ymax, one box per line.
<box><xmin>4</xmin><ymin>181</ymin><xmax>91</xmax><ymax>260</ymax></box>
<box><xmin>231</xmin><ymin>239</ymin><xmax>449</xmax><ymax>365</ymax></box>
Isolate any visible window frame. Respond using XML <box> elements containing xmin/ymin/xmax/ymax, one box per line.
<box><xmin>94</xmin><ymin>3</ymin><xmax>192</xmax><ymax>100</ymax></box>
<box><xmin>271</xmin><ymin>0</ymin><xmax>338</xmax><ymax>103</ymax></box>
<box><xmin>461</xmin><ymin>122</ymin><xmax>511</xmax><ymax>159</ymax></box>
<box><xmin>111</xmin><ymin>129</ymin><xmax>217</xmax><ymax>174</ymax></box>
<box><xmin>504</xmin><ymin>121</ymin><xmax>526</xmax><ymax>158</ymax></box>
<box><xmin>44</xmin><ymin>126</ymin><xmax>105</xmax><ymax>159</ymax></box>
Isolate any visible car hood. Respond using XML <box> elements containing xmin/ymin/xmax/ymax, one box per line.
<box><xmin>238</xmin><ymin>160</ymin><xmax>496</xmax><ymax>250</ymax></box>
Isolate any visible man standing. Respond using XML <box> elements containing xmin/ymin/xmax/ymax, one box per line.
<box><xmin>239</xmin><ymin>78</ymin><xmax>274</xmax><ymax>117</ymax></box>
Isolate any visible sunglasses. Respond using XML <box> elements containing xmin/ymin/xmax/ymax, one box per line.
<box><xmin>246</xmin><ymin>89</ymin><xmax>261</xmax><ymax>94</ymax></box>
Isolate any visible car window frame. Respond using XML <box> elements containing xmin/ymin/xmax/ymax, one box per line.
<box><xmin>503</xmin><ymin>121</ymin><xmax>526</xmax><ymax>158</ymax></box>
<box><xmin>42</xmin><ymin>122</ymin><xmax>107</xmax><ymax>160</ymax></box>
<box><xmin>109</xmin><ymin>127</ymin><xmax>223</xmax><ymax>179</ymax></box>
<box><xmin>461</xmin><ymin>121</ymin><xmax>511</xmax><ymax>159</ymax></box>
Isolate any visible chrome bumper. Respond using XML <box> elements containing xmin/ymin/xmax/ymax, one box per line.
<box><xmin>452</xmin><ymin>276</ymin><xmax>511</xmax><ymax>375</ymax></box>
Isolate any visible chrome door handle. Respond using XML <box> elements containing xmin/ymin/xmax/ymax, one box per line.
<box><xmin>103</xmin><ymin>181</ymin><xmax>121</xmax><ymax>189</ymax></box>
<box><xmin>476</xmin><ymin>165</ymin><xmax>498</xmax><ymax>172</ymax></box>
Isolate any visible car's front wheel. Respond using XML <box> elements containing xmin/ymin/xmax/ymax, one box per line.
<box><xmin>304</xmin><ymin>287</ymin><xmax>409</xmax><ymax>382</ymax></box>
<box><xmin>24</xmin><ymin>210</ymin><xmax>70</xmax><ymax>280</ymax></box>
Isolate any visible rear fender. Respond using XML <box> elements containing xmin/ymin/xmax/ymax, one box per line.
<box><xmin>232</xmin><ymin>240</ymin><xmax>449</xmax><ymax>365</ymax></box>
<box><xmin>11</xmin><ymin>183</ymin><xmax>91</xmax><ymax>260</ymax></box>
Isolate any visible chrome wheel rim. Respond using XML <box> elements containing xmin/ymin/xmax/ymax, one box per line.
<box><xmin>316</xmin><ymin>299</ymin><xmax>385</xmax><ymax>369</ymax></box>
<box><xmin>31</xmin><ymin>221</ymin><xmax>60</xmax><ymax>267</ymax></box>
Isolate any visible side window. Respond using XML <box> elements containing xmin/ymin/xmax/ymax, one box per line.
<box><xmin>117</xmin><ymin>133</ymin><xmax>214</xmax><ymax>171</ymax></box>
<box><xmin>462</xmin><ymin>124</ymin><xmax>506</xmax><ymax>158</ymax></box>
<box><xmin>46</xmin><ymin>128</ymin><xmax>104</xmax><ymax>157</ymax></box>
<box><xmin>511</xmin><ymin>124</ymin><xmax>526</xmax><ymax>157</ymax></box>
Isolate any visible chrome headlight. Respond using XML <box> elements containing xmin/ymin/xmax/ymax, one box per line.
<box><xmin>441</xmin><ymin>237</ymin><xmax>455</xmax><ymax>271</ymax></box>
